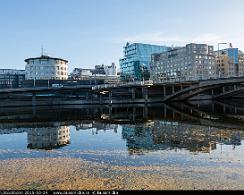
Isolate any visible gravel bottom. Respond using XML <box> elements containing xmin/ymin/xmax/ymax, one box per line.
<box><xmin>0</xmin><ymin>158</ymin><xmax>244</xmax><ymax>190</ymax></box>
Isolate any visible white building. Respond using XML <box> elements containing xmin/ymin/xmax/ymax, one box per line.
<box><xmin>69</xmin><ymin>68</ymin><xmax>92</xmax><ymax>80</ymax></box>
<box><xmin>104</xmin><ymin>63</ymin><xmax>117</xmax><ymax>76</ymax></box>
<box><xmin>25</xmin><ymin>55</ymin><xmax>68</xmax><ymax>80</ymax></box>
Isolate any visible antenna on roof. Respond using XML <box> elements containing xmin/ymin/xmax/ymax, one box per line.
<box><xmin>41</xmin><ymin>45</ymin><xmax>44</xmax><ymax>56</ymax></box>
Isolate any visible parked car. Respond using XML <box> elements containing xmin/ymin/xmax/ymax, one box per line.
<box><xmin>51</xmin><ymin>84</ymin><xmax>64</xmax><ymax>88</ymax></box>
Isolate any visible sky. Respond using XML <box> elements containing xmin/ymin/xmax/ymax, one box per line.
<box><xmin>0</xmin><ymin>0</ymin><xmax>244</xmax><ymax>72</ymax></box>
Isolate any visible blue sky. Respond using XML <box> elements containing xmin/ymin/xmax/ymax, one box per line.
<box><xmin>0</xmin><ymin>0</ymin><xmax>244</xmax><ymax>72</ymax></box>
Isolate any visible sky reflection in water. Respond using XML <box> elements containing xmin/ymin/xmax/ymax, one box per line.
<box><xmin>0</xmin><ymin>101</ymin><xmax>244</xmax><ymax>168</ymax></box>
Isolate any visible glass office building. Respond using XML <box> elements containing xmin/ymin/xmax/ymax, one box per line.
<box><xmin>119</xmin><ymin>43</ymin><xmax>169</xmax><ymax>81</ymax></box>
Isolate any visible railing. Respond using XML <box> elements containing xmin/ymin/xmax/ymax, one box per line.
<box><xmin>92</xmin><ymin>81</ymin><xmax>149</xmax><ymax>90</ymax></box>
<box><xmin>92</xmin><ymin>76</ymin><xmax>244</xmax><ymax>90</ymax></box>
<box><xmin>92</xmin><ymin>78</ymin><xmax>195</xmax><ymax>90</ymax></box>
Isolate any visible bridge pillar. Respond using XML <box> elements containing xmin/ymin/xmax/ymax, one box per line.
<box><xmin>163</xmin><ymin>86</ymin><xmax>166</xmax><ymax>97</ymax></box>
<box><xmin>172</xmin><ymin>86</ymin><xmax>175</xmax><ymax>94</ymax></box>
<box><xmin>180</xmin><ymin>85</ymin><xmax>183</xmax><ymax>91</ymax></box>
<box><xmin>32</xmin><ymin>93</ymin><xmax>36</xmax><ymax>116</ymax></box>
<box><xmin>86</xmin><ymin>92</ymin><xmax>89</xmax><ymax>101</ymax></box>
<box><xmin>99</xmin><ymin>94</ymin><xmax>103</xmax><ymax>105</ymax></box>
<box><xmin>234</xmin><ymin>85</ymin><xmax>237</xmax><ymax>90</ymax></box>
<box><xmin>235</xmin><ymin>107</ymin><xmax>238</xmax><ymax>114</ymax></box>
<box><xmin>133</xmin><ymin>107</ymin><xmax>136</xmax><ymax>121</ymax></box>
<box><xmin>132</xmin><ymin>88</ymin><xmax>136</xmax><ymax>100</ymax></box>
<box><xmin>142</xmin><ymin>87</ymin><xmax>148</xmax><ymax>103</ymax></box>
<box><xmin>212</xmin><ymin>104</ymin><xmax>215</xmax><ymax>113</ymax></box>
<box><xmin>223</xmin><ymin>104</ymin><xmax>226</xmax><ymax>113</ymax></box>
<box><xmin>143</xmin><ymin>105</ymin><xmax>148</xmax><ymax>119</ymax></box>
<box><xmin>109</xmin><ymin>106</ymin><xmax>112</xmax><ymax>119</ymax></box>
<box><xmin>32</xmin><ymin>93</ymin><xmax>36</xmax><ymax>107</ymax></box>
<box><xmin>109</xmin><ymin>90</ymin><xmax>112</xmax><ymax>105</ymax></box>
<box><xmin>222</xmin><ymin>86</ymin><xmax>226</xmax><ymax>93</ymax></box>
<box><xmin>164</xmin><ymin>105</ymin><xmax>167</xmax><ymax>117</ymax></box>
<box><xmin>211</xmin><ymin>89</ymin><xmax>214</xmax><ymax>96</ymax></box>
<box><xmin>181</xmin><ymin>113</ymin><xmax>184</xmax><ymax>120</ymax></box>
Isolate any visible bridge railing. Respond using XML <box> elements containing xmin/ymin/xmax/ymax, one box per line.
<box><xmin>92</xmin><ymin>81</ymin><xmax>149</xmax><ymax>90</ymax></box>
<box><xmin>92</xmin><ymin>78</ymin><xmax>195</xmax><ymax>90</ymax></box>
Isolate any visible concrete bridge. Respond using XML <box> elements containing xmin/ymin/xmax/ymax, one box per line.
<box><xmin>93</xmin><ymin>77</ymin><xmax>244</xmax><ymax>104</ymax></box>
<box><xmin>0</xmin><ymin>84</ymin><xmax>92</xmax><ymax>94</ymax></box>
<box><xmin>1</xmin><ymin>77</ymin><xmax>244</xmax><ymax>106</ymax></box>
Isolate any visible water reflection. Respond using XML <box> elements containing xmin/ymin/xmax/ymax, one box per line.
<box><xmin>122</xmin><ymin>122</ymin><xmax>244</xmax><ymax>155</ymax></box>
<box><xmin>76</xmin><ymin>121</ymin><xmax>118</xmax><ymax>134</ymax></box>
<box><xmin>0</xmin><ymin>100</ymin><xmax>244</xmax><ymax>153</ymax></box>
<box><xmin>27</xmin><ymin>125</ymin><xmax>70</xmax><ymax>150</ymax></box>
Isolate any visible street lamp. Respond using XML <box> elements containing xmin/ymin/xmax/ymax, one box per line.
<box><xmin>217</xmin><ymin>43</ymin><xmax>227</xmax><ymax>78</ymax></box>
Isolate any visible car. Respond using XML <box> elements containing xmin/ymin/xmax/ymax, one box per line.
<box><xmin>51</xmin><ymin>84</ymin><xmax>64</xmax><ymax>88</ymax></box>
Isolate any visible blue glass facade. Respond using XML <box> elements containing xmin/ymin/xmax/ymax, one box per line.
<box><xmin>119</xmin><ymin>43</ymin><xmax>169</xmax><ymax>81</ymax></box>
<box><xmin>227</xmin><ymin>48</ymin><xmax>239</xmax><ymax>64</ymax></box>
<box><xmin>220</xmin><ymin>48</ymin><xmax>239</xmax><ymax>64</ymax></box>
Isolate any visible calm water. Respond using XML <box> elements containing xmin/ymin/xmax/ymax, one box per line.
<box><xmin>1</xmin><ymin>100</ymin><xmax>244</xmax><ymax>169</ymax></box>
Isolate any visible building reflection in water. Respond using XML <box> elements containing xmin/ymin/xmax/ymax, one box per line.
<box><xmin>122</xmin><ymin>121</ymin><xmax>244</xmax><ymax>155</ymax></box>
<box><xmin>1</xmin><ymin>101</ymin><xmax>244</xmax><ymax>153</ymax></box>
<box><xmin>27</xmin><ymin>125</ymin><xmax>70</xmax><ymax>150</ymax></box>
<box><xmin>0</xmin><ymin>123</ymin><xmax>71</xmax><ymax>150</ymax></box>
<box><xmin>75</xmin><ymin>121</ymin><xmax>118</xmax><ymax>134</ymax></box>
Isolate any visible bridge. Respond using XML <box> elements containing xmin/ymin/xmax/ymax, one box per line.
<box><xmin>92</xmin><ymin>77</ymin><xmax>244</xmax><ymax>104</ymax></box>
<box><xmin>1</xmin><ymin>77</ymin><xmax>244</xmax><ymax>106</ymax></box>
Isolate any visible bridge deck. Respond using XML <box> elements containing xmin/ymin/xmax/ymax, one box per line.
<box><xmin>0</xmin><ymin>85</ymin><xmax>92</xmax><ymax>94</ymax></box>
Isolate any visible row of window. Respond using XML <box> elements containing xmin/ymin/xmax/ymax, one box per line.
<box><xmin>27</xmin><ymin>71</ymin><xmax>68</xmax><ymax>76</ymax></box>
<box><xmin>28</xmin><ymin>76</ymin><xmax>67</xmax><ymax>80</ymax></box>
<box><xmin>28</xmin><ymin>59</ymin><xmax>67</xmax><ymax>65</ymax></box>
<box><xmin>27</xmin><ymin>66</ymin><xmax>67</xmax><ymax>71</ymax></box>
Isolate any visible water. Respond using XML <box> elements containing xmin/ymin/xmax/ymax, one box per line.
<box><xmin>1</xmin><ymin>100</ymin><xmax>244</xmax><ymax>189</ymax></box>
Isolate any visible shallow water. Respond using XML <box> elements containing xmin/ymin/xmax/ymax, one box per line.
<box><xmin>1</xmin><ymin>101</ymin><xmax>244</xmax><ymax>190</ymax></box>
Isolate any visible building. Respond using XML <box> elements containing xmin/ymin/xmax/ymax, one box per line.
<box><xmin>25</xmin><ymin>55</ymin><xmax>68</xmax><ymax>80</ymax></box>
<box><xmin>215</xmin><ymin>48</ymin><xmax>239</xmax><ymax>78</ymax></box>
<box><xmin>239</xmin><ymin>54</ymin><xmax>244</xmax><ymax>76</ymax></box>
<box><xmin>119</xmin><ymin>42</ymin><xmax>170</xmax><ymax>81</ymax></box>
<box><xmin>216</xmin><ymin>54</ymin><xmax>236</xmax><ymax>78</ymax></box>
<box><xmin>0</xmin><ymin>69</ymin><xmax>25</xmax><ymax>89</ymax></box>
<box><xmin>92</xmin><ymin>65</ymin><xmax>106</xmax><ymax>75</ymax></box>
<box><xmin>27</xmin><ymin>126</ymin><xmax>70</xmax><ymax>149</ymax></box>
<box><xmin>70</xmin><ymin>63</ymin><xmax>119</xmax><ymax>84</ymax></box>
<box><xmin>92</xmin><ymin>63</ymin><xmax>117</xmax><ymax>76</ymax></box>
<box><xmin>216</xmin><ymin>48</ymin><xmax>239</xmax><ymax>64</ymax></box>
<box><xmin>104</xmin><ymin>63</ymin><xmax>117</xmax><ymax>76</ymax></box>
<box><xmin>151</xmin><ymin>43</ymin><xmax>216</xmax><ymax>82</ymax></box>
<box><xmin>69</xmin><ymin>68</ymin><xmax>93</xmax><ymax>80</ymax></box>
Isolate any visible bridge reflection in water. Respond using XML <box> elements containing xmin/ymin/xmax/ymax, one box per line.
<box><xmin>0</xmin><ymin>100</ymin><xmax>244</xmax><ymax>153</ymax></box>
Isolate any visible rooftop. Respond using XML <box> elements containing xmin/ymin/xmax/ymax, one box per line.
<box><xmin>25</xmin><ymin>55</ymin><xmax>68</xmax><ymax>63</ymax></box>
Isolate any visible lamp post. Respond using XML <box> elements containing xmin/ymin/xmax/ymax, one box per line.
<box><xmin>217</xmin><ymin>43</ymin><xmax>227</xmax><ymax>78</ymax></box>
